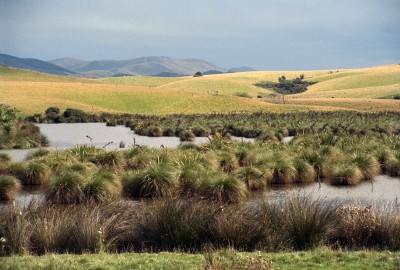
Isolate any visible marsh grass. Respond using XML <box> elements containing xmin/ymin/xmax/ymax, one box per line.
<box><xmin>46</xmin><ymin>172</ymin><xmax>86</xmax><ymax>204</ymax></box>
<box><xmin>352</xmin><ymin>152</ymin><xmax>381</xmax><ymax>180</ymax></box>
<box><xmin>85</xmin><ymin>169</ymin><xmax>122</xmax><ymax>203</ymax></box>
<box><xmin>285</xmin><ymin>196</ymin><xmax>338</xmax><ymax>250</ymax></box>
<box><xmin>292</xmin><ymin>158</ymin><xmax>316</xmax><ymax>183</ymax></box>
<box><xmin>90</xmin><ymin>150</ymin><xmax>124</xmax><ymax>169</ymax></box>
<box><xmin>131</xmin><ymin>199</ymin><xmax>217</xmax><ymax>251</ymax></box>
<box><xmin>12</xmin><ymin>161</ymin><xmax>51</xmax><ymax>185</ymax></box>
<box><xmin>235</xmin><ymin>166</ymin><xmax>265</xmax><ymax>191</ymax></box>
<box><xmin>199</xmin><ymin>173</ymin><xmax>248</xmax><ymax>204</ymax></box>
<box><xmin>123</xmin><ymin>162</ymin><xmax>178</xmax><ymax>197</ymax></box>
<box><xmin>326</xmin><ymin>163</ymin><xmax>363</xmax><ymax>185</ymax></box>
<box><xmin>268</xmin><ymin>154</ymin><xmax>297</xmax><ymax>184</ymax></box>
<box><xmin>0</xmin><ymin>175</ymin><xmax>21</xmax><ymax>201</ymax></box>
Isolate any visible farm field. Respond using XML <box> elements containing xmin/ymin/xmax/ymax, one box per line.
<box><xmin>0</xmin><ymin>64</ymin><xmax>399</xmax><ymax>115</ymax></box>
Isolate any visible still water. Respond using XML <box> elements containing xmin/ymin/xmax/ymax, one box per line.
<box><xmin>2</xmin><ymin>123</ymin><xmax>254</xmax><ymax>162</ymax></box>
<box><xmin>3</xmin><ymin>175</ymin><xmax>399</xmax><ymax>208</ymax></box>
<box><xmin>1</xmin><ymin>123</ymin><xmax>399</xmax><ymax>207</ymax></box>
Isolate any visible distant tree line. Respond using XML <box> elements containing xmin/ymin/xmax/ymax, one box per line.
<box><xmin>254</xmin><ymin>74</ymin><xmax>315</xmax><ymax>95</ymax></box>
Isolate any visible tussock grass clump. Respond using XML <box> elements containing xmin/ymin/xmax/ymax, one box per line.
<box><xmin>199</xmin><ymin>173</ymin><xmax>248</xmax><ymax>204</ymax></box>
<box><xmin>29</xmin><ymin>204</ymin><xmax>105</xmax><ymax>254</ymax></box>
<box><xmin>0</xmin><ymin>205</ymin><xmax>31</xmax><ymax>255</ymax></box>
<box><xmin>235</xmin><ymin>166</ymin><xmax>265</xmax><ymax>191</ymax></box>
<box><xmin>69</xmin><ymin>144</ymin><xmax>100</xmax><ymax>161</ymax></box>
<box><xmin>218</xmin><ymin>152</ymin><xmax>239</xmax><ymax>173</ymax></box>
<box><xmin>179</xmin><ymin>130</ymin><xmax>196</xmax><ymax>142</ymax></box>
<box><xmin>90</xmin><ymin>150</ymin><xmax>124</xmax><ymax>169</ymax></box>
<box><xmin>67</xmin><ymin>162</ymin><xmax>97</xmax><ymax>173</ymax></box>
<box><xmin>176</xmin><ymin>153</ymin><xmax>207</xmax><ymax>195</ymax></box>
<box><xmin>46</xmin><ymin>172</ymin><xmax>86</xmax><ymax>204</ymax></box>
<box><xmin>12</xmin><ymin>161</ymin><xmax>51</xmax><ymax>185</ymax></box>
<box><xmin>293</xmin><ymin>158</ymin><xmax>316</xmax><ymax>183</ymax></box>
<box><xmin>0</xmin><ymin>153</ymin><xmax>12</xmax><ymax>164</ymax></box>
<box><xmin>85</xmin><ymin>169</ymin><xmax>122</xmax><ymax>203</ymax></box>
<box><xmin>129</xmin><ymin>199</ymin><xmax>217</xmax><ymax>251</ymax></box>
<box><xmin>26</xmin><ymin>148</ymin><xmax>50</xmax><ymax>160</ymax></box>
<box><xmin>0</xmin><ymin>153</ymin><xmax>12</xmax><ymax>173</ymax></box>
<box><xmin>285</xmin><ymin>196</ymin><xmax>338</xmax><ymax>250</ymax></box>
<box><xmin>211</xmin><ymin>205</ymin><xmax>267</xmax><ymax>250</ymax></box>
<box><xmin>268</xmin><ymin>154</ymin><xmax>297</xmax><ymax>184</ymax></box>
<box><xmin>123</xmin><ymin>162</ymin><xmax>178</xmax><ymax>197</ymax></box>
<box><xmin>352</xmin><ymin>153</ymin><xmax>381</xmax><ymax>180</ymax></box>
<box><xmin>375</xmin><ymin>149</ymin><xmax>396</xmax><ymax>173</ymax></box>
<box><xmin>326</xmin><ymin>163</ymin><xmax>363</xmax><ymax>185</ymax></box>
<box><xmin>0</xmin><ymin>175</ymin><xmax>21</xmax><ymax>201</ymax></box>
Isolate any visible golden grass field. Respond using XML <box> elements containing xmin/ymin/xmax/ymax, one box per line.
<box><xmin>0</xmin><ymin>64</ymin><xmax>399</xmax><ymax>115</ymax></box>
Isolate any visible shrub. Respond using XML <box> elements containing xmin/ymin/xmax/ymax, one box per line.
<box><xmin>0</xmin><ymin>175</ymin><xmax>21</xmax><ymax>201</ymax></box>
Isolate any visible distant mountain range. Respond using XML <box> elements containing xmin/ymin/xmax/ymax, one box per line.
<box><xmin>0</xmin><ymin>54</ymin><xmax>75</xmax><ymax>75</ymax></box>
<box><xmin>0</xmin><ymin>53</ymin><xmax>256</xmax><ymax>78</ymax></box>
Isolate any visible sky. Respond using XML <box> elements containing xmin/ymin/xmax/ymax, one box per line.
<box><xmin>1</xmin><ymin>0</ymin><xmax>399</xmax><ymax>70</ymax></box>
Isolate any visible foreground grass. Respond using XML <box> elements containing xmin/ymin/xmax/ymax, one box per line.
<box><xmin>1</xmin><ymin>249</ymin><xmax>399</xmax><ymax>270</ymax></box>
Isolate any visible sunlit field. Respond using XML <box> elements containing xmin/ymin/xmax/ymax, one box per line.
<box><xmin>0</xmin><ymin>64</ymin><xmax>399</xmax><ymax>115</ymax></box>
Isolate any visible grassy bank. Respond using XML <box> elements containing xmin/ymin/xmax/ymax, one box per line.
<box><xmin>1</xmin><ymin>249</ymin><xmax>399</xmax><ymax>270</ymax></box>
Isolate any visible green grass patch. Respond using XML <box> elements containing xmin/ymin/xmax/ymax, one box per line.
<box><xmin>1</xmin><ymin>249</ymin><xmax>399</xmax><ymax>270</ymax></box>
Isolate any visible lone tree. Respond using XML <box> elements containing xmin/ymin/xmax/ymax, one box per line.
<box><xmin>193</xmin><ymin>71</ymin><xmax>203</xmax><ymax>77</ymax></box>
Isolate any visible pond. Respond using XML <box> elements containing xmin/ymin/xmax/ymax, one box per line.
<box><xmin>1</xmin><ymin>123</ymin><xmax>399</xmax><ymax>207</ymax></box>
<box><xmin>1</xmin><ymin>123</ymin><xmax>254</xmax><ymax>162</ymax></box>
<box><xmin>2</xmin><ymin>175</ymin><xmax>399</xmax><ymax>208</ymax></box>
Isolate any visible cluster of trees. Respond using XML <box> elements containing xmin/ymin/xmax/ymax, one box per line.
<box><xmin>254</xmin><ymin>74</ymin><xmax>315</xmax><ymax>94</ymax></box>
<box><xmin>27</xmin><ymin>107</ymin><xmax>99</xmax><ymax>123</ymax></box>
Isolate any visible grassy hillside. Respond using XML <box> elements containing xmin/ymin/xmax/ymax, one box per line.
<box><xmin>0</xmin><ymin>64</ymin><xmax>399</xmax><ymax>115</ymax></box>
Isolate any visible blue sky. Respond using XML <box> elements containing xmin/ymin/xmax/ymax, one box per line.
<box><xmin>1</xmin><ymin>0</ymin><xmax>399</xmax><ymax>70</ymax></box>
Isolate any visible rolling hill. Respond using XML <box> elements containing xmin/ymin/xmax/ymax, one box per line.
<box><xmin>0</xmin><ymin>54</ymin><xmax>75</xmax><ymax>76</ymax></box>
<box><xmin>0</xmin><ymin>64</ymin><xmax>399</xmax><ymax>115</ymax></box>
<box><xmin>48</xmin><ymin>56</ymin><xmax>227</xmax><ymax>78</ymax></box>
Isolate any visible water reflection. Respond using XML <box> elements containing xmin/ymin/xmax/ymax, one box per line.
<box><xmin>262</xmin><ymin>175</ymin><xmax>400</xmax><ymax>205</ymax></box>
<box><xmin>3</xmin><ymin>175</ymin><xmax>399</xmax><ymax>208</ymax></box>
<box><xmin>2</xmin><ymin>123</ymin><xmax>254</xmax><ymax>162</ymax></box>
